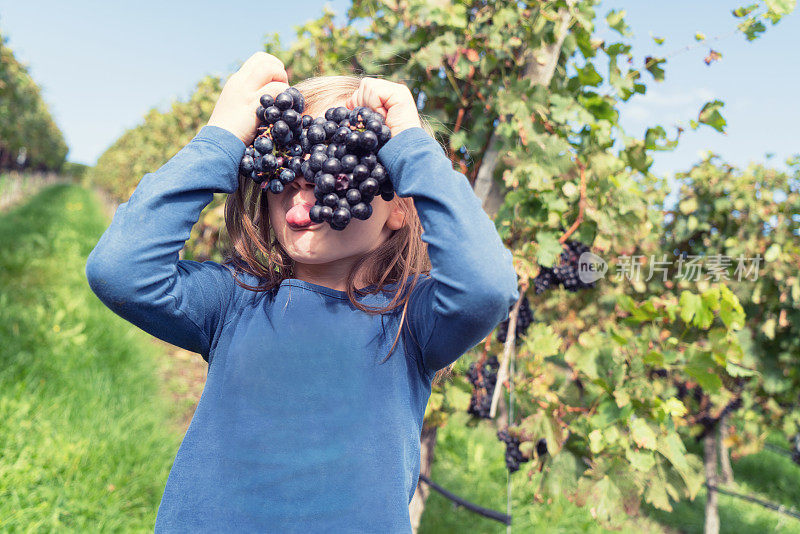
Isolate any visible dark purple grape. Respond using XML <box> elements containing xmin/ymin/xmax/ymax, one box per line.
<box><xmin>312</xmin><ymin>116</ymin><xmax>327</xmax><ymax>126</ymax></box>
<box><xmin>381</xmin><ymin>190</ymin><xmax>395</xmax><ymax>202</ymax></box>
<box><xmin>288</xmin><ymin>143</ymin><xmax>303</xmax><ymax>157</ymax></box>
<box><xmin>261</xmin><ymin>154</ymin><xmax>278</xmax><ymax>172</ymax></box>
<box><xmin>272</xmin><ymin>120</ymin><xmax>289</xmax><ymax>138</ymax></box>
<box><xmin>370</xmin><ymin>164</ymin><xmax>387</xmax><ymax>183</ymax></box>
<box><xmin>268</xmin><ymin>179</ymin><xmax>284</xmax><ymax>194</ymax></box>
<box><xmin>282</xmin><ymin>109</ymin><xmax>300</xmax><ymax>128</ymax></box>
<box><xmin>316</xmin><ymin>173</ymin><xmax>336</xmax><ymax>193</ymax></box>
<box><xmin>240</xmin><ymin>155</ymin><xmax>255</xmax><ymax>174</ymax></box>
<box><xmin>345</xmin><ymin>131</ymin><xmax>362</xmax><ymax>152</ymax></box>
<box><xmin>361</xmin><ymin>154</ymin><xmax>377</xmax><ymax>170</ymax></box>
<box><xmin>319</xmin><ymin>205</ymin><xmax>334</xmax><ymax>222</ymax></box>
<box><xmin>308</xmin><ymin>152</ymin><xmax>327</xmax><ymax>172</ymax></box>
<box><xmin>260</xmin><ymin>94</ymin><xmax>275</xmax><ymax>108</ymax></box>
<box><xmin>323</xmin><ymin>121</ymin><xmax>338</xmax><ymax>139</ymax></box>
<box><xmin>378</xmin><ymin>125</ymin><xmax>392</xmax><ymax>145</ymax></box>
<box><xmin>323</xmin><ymin>193</ymin><xmax>339</xmax><ymax>208</ymax></box>
<box><xmin>311</xmin><ymin>143</ymin><xmax>327</xmax><ymax>153</ymax></box>
<box><xmin>337</xmin><ymin>197</ymin><xmax>350</xmax><ymax>210</ymax></box>
<box><xmin>341</xmin><ymin>154</ymin><xmax>358</xmax><ymax>173</ymax></box>
<box><xmin>275</xmin><ymin>92</ymin><xmax>293</xmax><ymax>111</ymax></box>
<box><xmin>288</xmin><ymin>157</ymin><xmax>303</xmax><ymax>174</ymax></box>
<box><xmin>351</xmin><ymin>202</ymin><xmax>372</xmax><ymax>220</ymax></box>
<box><xmin>331</xmin><ymin>106</ymin><xmax>349</xmax><ymax>123</ymax></box>
<box><xmin>360</xmin><ymin>130</ymin><xmax>379</xmax><ymax>152</ymax></box>
<box><xmin>309</xmin><ymin>205</ymin><xmax>324</xmax><ymax>223</ymax></box>
<box><xmin>333</xmin><ymin>126</ymin><xmax>350</xmax><ymax>144</ymax></box>
<box><xmin>322</xmin><ymin>157</ymin><xmax>341</xmax><ymax>175</ymax></box>
<box><xmin>334</xmin><ymin>143</ymin><xmax>348</xmax><ymax>159</ymax></box>
<box><xmin>366</xmin><ymin>119</ymin><xmax>383</xmax><ymax>134</ymax></box>
<box><xmin>307</xmin><ymin>124</ymin><xmax>326</xmax><ymax>145</ymax></box>
<box><xmin>285</xmin><ymin>87</ymin><xmax>304</xmax><ymax>113</ymax></box>
<box><xmin>264</xmin><ymin>106</ymin><xmax>281</xmax><ymax>124</ymax></box>
<box><xmin>359</xmin><ymin>178</ymin><xmax>379</xmax><ymax>196</ymax></box>
<box><xmin>254</xmin><ymin>136</ymin><xmax>273</xmax><ymax>154</ymax></box>
<box><xmin>352</xmin><ymin>164</ymin><xmax>370</xmax><ymax>181</ymax></box>
<box><xmin>255</xmin><ymin>106</ymin><xmax>266</xmax><ymax>122</ymax></box>
<box><xmin>279</xmin><ymin>168</ymin><xmax>295</xmax><ymax>184</ymax></box>
<box><xmin>302</xmin><ymin>115</ymin><xmax>313</xmax><ymax>128</ymax></box>
<box><xmin>345</xmin><ymin>188</ymin><xmax>361</xmax><ymax>205</ymax></box>
<box><xmin>332</xmin><ymin>207</ymin><xmax>351</xmax><ymax>227</ymax></box>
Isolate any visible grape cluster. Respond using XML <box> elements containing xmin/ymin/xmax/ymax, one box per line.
<box><xmin>466</xmin><ymin>356</ymin><xmax>499</xmax><ymax>419</ymax></box>
<box><xmin>238</xmin><ymin>87</ymin><xmax>395</xmax><ymax>230</ymax></box>
<box><xmin>497</xmin><ymin>429</ymin><xmax>530</xmax><ymax>473</ymax></box>
<box><xmin>496</xmin><ymin>294</ymin><xmax>533</xmax><ymax>344</ymax></box>
<box><xmin>533</xmin><ymin>240</ymin><xmax>596</xmax><ymax>294</ymax></box>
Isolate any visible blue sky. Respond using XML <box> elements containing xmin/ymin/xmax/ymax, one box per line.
<box><xmin>0</xmin><ymin>1</ymin><xmax>797</xmax><ymax>178</ymax></box>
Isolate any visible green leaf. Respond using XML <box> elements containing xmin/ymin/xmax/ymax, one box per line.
<box><xmin>719</xmin><ymin>285</ymin><xmax>746</xmax><ymax>329</ymax></box>
<box><xmin>535</xmin><ymin>231</ymin><xmax>563</xmax><ymax>267</ymax></box>
<box><xmin>733</xmin><ymin>4</ymin><xmax>759</xmax><ymax>17</ymax></box>
<box><xmin>644</xmin><ymin>56</ymin><xmax>666</xmax><ymax>81</ymax></box>
<box><xmin>698</xmin><ymin>100</ymin><xmax>727</xmax><ymax>133</ymax></box>
<box><xmin>630</xmin><ymin>418</ymin><xmax>657</xmax><ymax>450</ymax></box>
<box><xmin>657</xmin><ymin>432</ymin><xmax>689</xmax><ymax>472</ymax></box>
<box><xmin>576</xmin><ymin>476</ymin><xmax>623</xmax><ymax>525</ymax></box>
<box><xmin>679</xmin><ymin>291</ymin><xmax>702</xmax><ymax>324</ymax></box>
<box><xmin>606</xmin><ymin>9</ymin><xmax>631</xmax><ymax>35</ymax></box>
<box><xmin>685</xmin><ymin>362</ymin><xmax>723</xmax><ymax>392</ymax></box>
<box><xmin>524</xmin><ymin>323</ymin><xmax>562</xmax><ymax>358</ymax></box>
<box><xmin>627</xmin><ymin>449</ymin><xmax>656</xmax><ymax>472</ymax></box>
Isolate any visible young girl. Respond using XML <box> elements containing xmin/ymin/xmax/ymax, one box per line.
<box><xmin>85</xmin><ymin>52</ymin><xmax>518</xmax><ymax>532</ymax></box>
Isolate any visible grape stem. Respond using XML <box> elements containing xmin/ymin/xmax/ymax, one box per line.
<box><xmin>490</xmin><ymin>281</ymin><xmax>529</xmax><ymax>418</ymax></box>
<box><xmin>559</xmin><ymin>158</ymin><xmax>587</xmax><ymax>244</ymax></box>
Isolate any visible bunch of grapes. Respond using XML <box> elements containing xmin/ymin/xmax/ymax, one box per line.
<box><xmin>238</xmin><ymin>87</ymin><xmax>395</xmax><ymax>230</ymax></box>
<box><xmin>532</xmin><ymin>240</ymin><xmax>596</xmax><ymax>294</ymax></box>
<box><xmin>497</xmin><ymin>428</ymin><xmax>530</xmax><ymax>473</ymax></box>
<box><xmin>466</xmin><ymin>356</ymin><xmax>499</xmax><ymax>419</ymax></box>
<box><xmin>496</xmin><ymin>294</ymin><xmax>533</xmax><ymax>344</ymax></box>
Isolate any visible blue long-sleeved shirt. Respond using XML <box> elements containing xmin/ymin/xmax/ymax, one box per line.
<box><xmin>85</xmin><ymin>124</ymin><xmax>518</xmax><ymax>533</ymax></box>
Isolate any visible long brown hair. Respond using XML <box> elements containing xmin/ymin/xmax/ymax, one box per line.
<box><xmin>221</xmin><ymin>75</ymin><xmax>452</xmax><ymax>384</ymax></box>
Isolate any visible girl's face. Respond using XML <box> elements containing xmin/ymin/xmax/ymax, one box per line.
<box><xmin>266</xmin><ymin>111</ymin><xmax>405</xmax><ymax>266</ymax></box>
<box><xmin>267</xmin><ymin>177</ymin><xmax>404</xmax><ymax>266</ymax></box>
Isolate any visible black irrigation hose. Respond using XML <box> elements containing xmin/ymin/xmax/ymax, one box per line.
<box><xmin>417</xmin><ymin>473</ymin><xmax>512</xmax><ymax>525</ymax></box>
<box><xmin>706</xmin><ymin>484</ymin><xmax>800</xmax><ymax>521</ymax></box>
<box><xmin>764</xmin><ymin>443</ymin><xmax>793</xmax><ymax>458</ymax></box>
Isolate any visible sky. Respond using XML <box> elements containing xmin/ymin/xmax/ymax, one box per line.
<box><xmin>0</xmin><ymin>1</ymin><xmax>797</xmax><ymax>179</ymax></box>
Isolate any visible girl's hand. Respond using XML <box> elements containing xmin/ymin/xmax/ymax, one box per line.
<box><xmin>207</xmin><ymin>52</ymin><xmax>290</xmax><ymax>146</ymax></box>
<box><xmin>344</xmin><ymin>78</ymin><xmax>422</xmax><ymax>139</ymax></box>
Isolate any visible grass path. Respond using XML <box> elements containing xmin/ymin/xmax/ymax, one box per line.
<box><xmin>0</xmin><ymin>182</ymin><xmax>195</xmax><ymax>531</ymax></box>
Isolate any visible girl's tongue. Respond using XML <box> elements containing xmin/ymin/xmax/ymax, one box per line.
<box><xmin>286</xmin><ymin>203</ymin><xmax>313</xmax><ymax>227</ymax></box>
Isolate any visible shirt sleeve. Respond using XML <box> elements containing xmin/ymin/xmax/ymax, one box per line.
<box><xmin>84</xmin><ymin>125</ymin><xmax>246</xmax><ymax>362</ymax></box>
<box><xmin>377</xmin><ymin>127</ymin><xmax>520</xmax><ymax>377</ymax></box>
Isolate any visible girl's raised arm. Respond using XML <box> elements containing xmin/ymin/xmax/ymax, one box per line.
<box><xmin>349</xmin><ymin>78</ymin><xmax>520</xmax><ymax>377</ymax></box>
<box><xmin>85</xmin><ymin>53</ymin><xmax>289</xmax><ymax>362</ymax></box>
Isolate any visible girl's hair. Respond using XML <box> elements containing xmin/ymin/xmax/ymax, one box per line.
<box><xmin>221</xmin><ymin>74</ymin><xmax>452</xmax><ymax>385</ymax></box>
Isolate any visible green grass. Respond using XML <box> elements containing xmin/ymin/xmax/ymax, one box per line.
<box><xmin>643</xmin><ymin>436</ymin><xmax>800</xmax><ymax>534</ymax></box>
<box><xmin>421</xmin><ymin>412</ymin><xmax>800</xmax><ymax>534</ymax></box>
<box><xmin>0</xmin><ymin>184</ymin><xmax>182</xmax><ymax>532</ymax></box>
